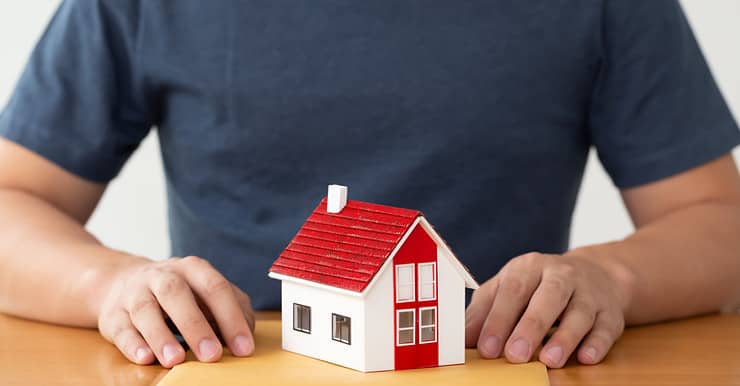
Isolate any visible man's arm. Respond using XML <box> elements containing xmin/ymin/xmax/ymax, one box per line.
<box><xmin>0</xmin><ymin>138</ymin><xmax>255</xmax><ymax>367</ymax></box>
<box><xmin>578</xmin><ymin>154</ymin><xmax>740</xmax><ymax>323</ymax></box>
<box><xmin>0</xmin><ymin>138</ymin><xmax>118</xmax><ymax>325</ymax></box>
<box><xmin>466</xmin><ymin>154</ymin><xmax>740</xmax><ymax>369</ymax></box>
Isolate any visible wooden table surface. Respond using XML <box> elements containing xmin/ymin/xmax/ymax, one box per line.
<box><xmin>1</xmin><ymin>312</ymin><xmax>739</xmax><ymax>386</ymax></box>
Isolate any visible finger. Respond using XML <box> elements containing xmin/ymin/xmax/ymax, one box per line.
<box><xmin>505</xmin><ymin>270</ymin><xmax>575</xmax><ymax>363</ymax></box>
<box><xmin>149</xmin><ymin>269</ymin><xmax>223</xmax><ymax>362</ymax></box>
<box><xmin>465</xmin><ymin>276</ymin><xmax>499</xmax><ymax>347</ymax></box>
<box><xmin>127</xmin><ymin>289</ymin><xmax>186</xmax><ymax>368</ymax></box>
<box><xmin>577</xmin><ymin>310</ymin><xmax>624</xmax><ymax>365</ymax></box>
<box><xmin>539</xmin><ymin>297</ymin><xmax>596</xmax><ymax>368</ymax></box>
<box><xmin>99</xmin><ymin>308</ymin><xmax>155</xmax><ymax>365</ymax></box>
<box><xmin>232</xmin><ymin>285</ymin><xmax>256</xmax><ymax>333</ymax></box>
<box><xmin>175</xmin><ymin>256</ymin><xmax>254</xmax><ymax>357</ymax></box>
<box><xmin>477</xmin><ymin>253</ymin><xmax>544</xmax><ymax>358</ymax></box>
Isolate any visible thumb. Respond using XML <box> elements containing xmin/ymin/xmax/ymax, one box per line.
<box><xmin>465</xmin><ymin>276</ymin><xmax>499</xmax><ymax>347</ymax></box>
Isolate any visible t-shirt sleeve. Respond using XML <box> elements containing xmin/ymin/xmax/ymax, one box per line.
<box><xmin>0</xmin><ymin>0</ymin><xmax>153</xmax><ymax>183</ymax></box>
<box><xmin>589</xmin><ymin>0</ymin><xmax>740</xmax><ymax>188</ymax></box>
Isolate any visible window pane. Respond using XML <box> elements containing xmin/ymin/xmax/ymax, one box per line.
<box><xmin>293</xmin><ymin>304</ymin><xmax>311</xmax><ymax>333</ymax></box>
<box><xmin>334</xmin><ymin>316</ymin><xmax>341</xmax><ymax>336</ymax></box>
<box><xmin>399</xmin><ymin>329</ymin><xmax>414</xmax><ymax>345</ymax></box>
<box><xmin>396</xmin><ymin>265</ymin><xmax>415</xmax><ymax>302</ymax></box>
<box><xmin>420</xmin><ymin>264</ymin><xmax>433</xmax><ymax>280</ymax></box>
<box><xmin>332</xmin><ymin>314</ymin><xmax>351</xmax><ymax>344</ymax></box>
<box><xmin>398</xmin><ymin>310</ymin><xmax>414</xmax><ymax>328</ymax></box>
<box><xmin>293</xmin><ymin>304</ymin><xmax>300</xmax><ymax>330</ymax></box>
<box><xmin>421</xmin><ymin>308</ymin><xmax>435</xmax><ymax>326</ymax></box>
<box><xmin>398</xmin><ymin>284</ymin><xmax>413</xmax><ymax>301</ymax></box>
<box><xmin>301</xmin><ymin>307</ymin><xmax>309</xmax><ymax>331</ymax></box>
<box><xmin>341</xmin><ymin>323</ymin><xmax>349</xmax><ymax>340</ymax></box>
<box><xmin>420</xmin><ymin>326</ymin><xmax>436</xmax><ymax>343</ymax></box>
<box><xmin>397</xmin><ymin>265</ymin><xmax>413</xmax><ymax>283</ymax></box>
<box><xmin>418</xmin><ymin>263</ymin><xmax>435</xmax><ymax>300</ymax></box>
<box><xmin>420</xmin><ymin>283</ymin><xmax>434</xmax><ymax>300</ymax></box>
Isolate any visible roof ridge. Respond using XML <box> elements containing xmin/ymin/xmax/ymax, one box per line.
<box><xmin>311</xmin><ymin>211</ymin><xmax>408</xmax><ymax>229</ymax></box>
<box><xmin>345</xmin><ymin>201</ymin><xmax>419</xmax><ymax>218</ymax></box>
<box><xmin>320</xmin><ymin>197</ymin><xmax>419</xmax><ymax>219</ymax></box>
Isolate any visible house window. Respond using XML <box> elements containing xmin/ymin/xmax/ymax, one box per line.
<box><xmin>332</xmin><ymin>314</ymin><xmax>351</xmax><ymax>345</ymax></box>
<box><xmin>419</xmin><ymin>307</ymin><xmax>437</xmax><ymax>343</ymax></box>
<box><xmin>293</xmin><ymin>303</ymin><xmax>311</xmax><ymax>333</ymax></box>
<box><xmin>396</xmin><ymin>309</ymin><xmax>415</xmax><ymax>346</ymax></box>
<box><xmin>396</xmin><ymin>264</ymin><xmax>415</xmax><ymax>303</ymax></box>
<box><xmin>418</xmin><ymin>262</ymin><xmax>436</xmax><ymax>301</ymax></box>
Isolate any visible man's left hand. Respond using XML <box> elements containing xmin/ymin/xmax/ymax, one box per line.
<box><xmin>464</xmin><ymin>252</ymin><xmax>631</xmax><ymax>368</ymax></box>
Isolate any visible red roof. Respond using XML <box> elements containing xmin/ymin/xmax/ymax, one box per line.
<box><xmin>269</xmin><ymin>198</ymin><xmax>421</xmax><ymax>292</ymax></box>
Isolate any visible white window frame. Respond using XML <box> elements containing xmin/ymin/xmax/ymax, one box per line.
<box><xmin>417</xmin><ymin>262</ymin><xmax>437</xmax><ymax>301</ymax></box>
<box><xmin>395</xmin><ymin>264</ymin><xmax>416</xmax><ymax>303</ymax></box>
<box><xmin>419</xmin><ymin>306</ymin><xmax>438</xmax><ymax>344</ymax></box>
<box><xmin>396</xmin><ymin>309</ymin><xmax>416</xmax><ymax>346</ymax></box>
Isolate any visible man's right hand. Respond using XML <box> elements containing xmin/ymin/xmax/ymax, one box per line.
<box><xmin>97</xmin><ymin>255</ymin><xmax>255</xmax><ymax>368</ymax></box>
<box><xmin>0</xmin><ymin>139</ymin><xmax>250</xmax><ymax>367</ymax></box>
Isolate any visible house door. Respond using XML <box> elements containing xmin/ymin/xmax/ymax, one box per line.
<box><xmin>393</xmin><ymin>225</ymin><xmax>438</xmax><ymax>370</ymax></box>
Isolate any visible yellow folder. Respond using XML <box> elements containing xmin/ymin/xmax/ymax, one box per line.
<box><xmin>158</xmin><ymin>320</ymin><xmax>549</xmax><ymax>386</ymax></box>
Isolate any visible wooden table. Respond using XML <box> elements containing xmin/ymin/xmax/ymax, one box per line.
<box><xmin>1</xmin><ymin>312</ymin><xmax>739</xmax><ymax>386</ymax></box>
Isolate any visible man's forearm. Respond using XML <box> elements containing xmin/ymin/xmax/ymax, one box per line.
<box><xmin>0</xmin><ymin>189</ymin><xmax>147</xmax><ymax>327</ymax></box>
<box><xmin>571</xmin><ymin>200</ymin><xmax>740</xmax><ymax>325</ymax></box>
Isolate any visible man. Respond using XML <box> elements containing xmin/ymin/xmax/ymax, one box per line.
<box><xmin>1</xmin><ymin>0</ymin><xmax>739</xmax><ymax>370</ymax></box>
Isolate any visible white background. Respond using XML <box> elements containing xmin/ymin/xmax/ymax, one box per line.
<box><xmin>1</xmin><ymin>1</ymin><xmax>738</xmax><ymax>260</ymax></box>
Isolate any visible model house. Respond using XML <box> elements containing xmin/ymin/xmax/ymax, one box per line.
<box><xmin>268</xmin><ymin>185</ymin><xmax>479</xmax><ymax>372</ymax></box>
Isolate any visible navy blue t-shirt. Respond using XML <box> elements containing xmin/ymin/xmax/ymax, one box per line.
<box><xmin>1</xmin><ymin>0</ymin><xmax>738</xmax><ymax>310</ymax></box>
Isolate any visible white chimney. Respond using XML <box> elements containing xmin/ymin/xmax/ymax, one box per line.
<box><xmin>327</xmin><ymin>184</ymin><xmax>348</xmax><ymax>213</ymax></box>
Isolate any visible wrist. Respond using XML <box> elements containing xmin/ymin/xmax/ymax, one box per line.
<box><xmin>566</xmin><ymin>242</ymin><xmax>637</xmax><ymax>315</ymax></box>
<box><xmin>82</xmin><ymin>250</ymin><xmax>150</xmax><ymax>323</ymax></box>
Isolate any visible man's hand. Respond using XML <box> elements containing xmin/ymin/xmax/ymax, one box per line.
<box><xmin>465</xmin><ymin>252</ymin><xmax>632</xmax><ymax>368</ymax></box>
<box><xmin>97</xmin><ymin>256</ymin><xmax>255</xmax><ymax>368</ymax></box>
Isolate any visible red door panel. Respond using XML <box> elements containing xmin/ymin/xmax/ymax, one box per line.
<box><xmin>393</xmin><ymin>224</ymin><xmax>438</xmax><ymax>370</ymax></box>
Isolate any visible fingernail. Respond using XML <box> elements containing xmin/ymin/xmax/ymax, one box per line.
<box><xmin>582</xmin><ymin>346</ymin><xmax>598</xmax><ymax>363</ymax></box>
<box><xmin>232</xmin><ymin>335</ymin><xmax>253</xmax><ymax>356</ymax></box>
<box><xmin>199</xmin><ymin>338</ymin><xmax>221</xmax><ymax>361</ymax></box>
<box><xmin>481</xmin><ymin>336</ymin><xmax>501</xmax><ymax>358</ymax></box>
<box><xmin>508</xmin><ymin>338</ymin><xmax>531</xmax><ymax>362</ymax></box>
<box><xmin>544</xmin><ymin>346</ymin><xmax>563</xmax><ymax>366</ymax></box>
<box><xmin>135</xmin><ymin>347</ymin><xmax>151</xmax><ymax>363</ymax></box>
<box><xmin>162</xmin><ymin>343</ymin><xmax>181</xmax><ymax>365</ymax></box>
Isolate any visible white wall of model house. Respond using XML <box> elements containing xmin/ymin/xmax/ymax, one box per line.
<box><xmin>434</xmin><ymin>235</ymin><xmax>466</xmax><ymax>366</ymax></box>
<box><xmin>362</xmin><ymin>258</ymin><xmax>395</xmax><ymax>372</ymax></box>
<box><xmin>280</xmin><ymin>280</ymin><xmax>367</xmax><ymax>371</ymax></box>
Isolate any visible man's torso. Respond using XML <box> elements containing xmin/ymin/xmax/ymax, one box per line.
<box><xmin>138</xmin><ymin>1</ymin><xmax>600</xmax><ymax>309</ymax></box>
